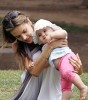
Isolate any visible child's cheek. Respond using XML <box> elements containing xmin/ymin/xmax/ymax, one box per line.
<box><xmin>40</xmin><ymin>37</ymin><xmax>44</xmax><ymax>43</ymax></box>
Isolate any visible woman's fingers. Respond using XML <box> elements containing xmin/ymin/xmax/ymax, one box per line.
<box><xmin>76</xmin><ymin>53</ymin><xmax>82</xmax><ymax>66</ymax></box>
<box><xmin>29</xmin><ymin>62</ymin><xmax>34</xmax><ymax>67</ymax></box>
<box><xmin>28</xmin><ymin>63</ymin><xmax>34</xmax><ymax>71</ymax></box>
<box><xmin>69</xmin><ymin>57</ymin><xmax>80</xmax><ymax>71</ymax></box>
<box><xmin>69</xmin><ymin>54</ymin><xmax>83</xmax><ymax>75</ymax></box>
<box><xmin>71</xmin><ymin>56</ymin><xmax>81</xmax><ymax>68</ymax></box>
<box><xmin>61</xmin><ymin>40</ymin><xmax>68</xmax><ymax>45</ymax></box>
<box><xmin>69</xmin><ymin>61</ymin><xmax>79</xmax><ymax>71</ymax></box>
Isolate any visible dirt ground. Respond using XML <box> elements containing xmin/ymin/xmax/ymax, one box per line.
<box><xmin>0</xmin><ymin>8</ymin><xmax>88</xmax><ymax>72</ymax></box>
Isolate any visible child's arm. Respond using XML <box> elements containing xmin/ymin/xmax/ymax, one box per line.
<box><xmin>49</xmin><ymin>24</ymin><xmax>67</xmax><ymax>39</ymax></box>
<box><xmin>50</xmin><ymin>29</ymin><xmax>67</xmax><ymax>39</ymax></box>
<box><xmin>45</xmin><ymin>25</ymin><xmax>67</xmax><ymax>43</ymax></box>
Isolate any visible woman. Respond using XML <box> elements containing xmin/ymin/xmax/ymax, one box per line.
<box><xmin>2</xmin><ymin>11</ymin><xmax>82</xmax><ymax>100</ymax></box>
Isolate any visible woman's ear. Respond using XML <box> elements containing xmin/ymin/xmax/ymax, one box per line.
<box><xmin>26</xmin><ymin>17</ymin><xmax>34</xmax><ymax>30</ymax></box>
<box><xmin>27</xmin><ymin>18</ymin><xmax>32</xmax><ymax>25</ymax></box>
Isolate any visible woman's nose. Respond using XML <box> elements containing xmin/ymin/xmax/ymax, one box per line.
<box><xmin>21</xmin><ymin>34</ymin><xmax>27</xmax><ymax>40</ymax></box>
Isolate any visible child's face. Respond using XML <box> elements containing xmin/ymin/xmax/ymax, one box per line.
<box><xmin>11</xmin><ymin>21</ymin><xmax>33</xmax><ymax>43</ymax></box>
<box><xmin>36</xmin><ymin>27</ymin><xmax>53</xmax><ymax>44</ymax></box>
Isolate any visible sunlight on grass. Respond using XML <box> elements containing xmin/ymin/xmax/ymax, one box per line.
<box><xmin>0</xmin><ymin>70</ymin><xmax>88</xmax><ymax>100</ymax></box>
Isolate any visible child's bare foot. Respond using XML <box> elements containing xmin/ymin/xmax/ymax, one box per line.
<box><xmin>80</xmin><ymin>86</ymin><xmax>88</xmax><ymax>100</ymax></box>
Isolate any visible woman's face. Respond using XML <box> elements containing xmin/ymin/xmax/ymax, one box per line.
<box><xmin>11</xmin><ymin>22</ymin><xmax>34</xmax><ymax>43</ymax></box>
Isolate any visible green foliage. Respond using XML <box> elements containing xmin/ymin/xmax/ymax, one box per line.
<box><xmin>54</xmin><ymin>22</ymin><xmax>88</xmax><ymax>33</ymax></box>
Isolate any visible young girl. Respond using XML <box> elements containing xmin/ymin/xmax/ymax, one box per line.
<box><xmin>33</xmin><ymin>19</ymin><xmax>88</xmax><ymax>100</ymax></box>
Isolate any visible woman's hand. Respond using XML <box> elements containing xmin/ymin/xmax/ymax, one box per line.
<box><xmin>43</xmin><ymin>39</ymin><xmax>68</xmax><ymax>59</ymax></box>
<box><xmin>69</xmin><ymin>53</ymin><xmax>83</xmax><ymax>75</ymax></box>
<box><xmin>24</xmin><ymin>57</ymin><xmax>34</xmax><ymax>72</ymax></box>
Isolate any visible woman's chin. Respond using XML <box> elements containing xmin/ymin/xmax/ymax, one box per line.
<box><xmin>23</xmin><ymin>38</ymin><xmax>33</xmax><ymax>43</ymax></box>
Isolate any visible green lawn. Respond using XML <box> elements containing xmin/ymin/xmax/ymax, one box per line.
<box><xmin>0</xmin><ymin>70</ymin><xmax>22</xmax><ymax>100</ymax></box>
<box><xmin>0</xmin><ymin>70</ymin><xmax>88</xmax><ymax>100</ymax></box>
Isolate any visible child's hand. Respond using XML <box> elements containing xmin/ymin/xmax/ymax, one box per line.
<box><xmin>45</xmin><ymin>32</ymin><xmax>55</xmax><ymax>43</ymax></box>
<box><xmin>45</xmin><ymin>34</ymin><xmax>52</xmax><ymax>43</ymax></box>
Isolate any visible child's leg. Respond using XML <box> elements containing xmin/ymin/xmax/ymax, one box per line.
<box><xmin>61</xmin><ymin>77</ymin><xmax>72</xmax><ymax>100</ymax></box>
<box><xmin>57</xmin><ymin>53</ymin><xmax>88</xmax><ymax>100</ymax></box>
<box><xmin>60</xmin><ymin>70</ymin><xmax>73</xmax><ymax>100</ymax></box>
<box><xmin>62</xmin><ymin>91</ymin><xmax>72</xmax><ymax>100</ymax></box>
<box><xmin>72</xmin><ymin>74</ymin><xmax>88</xmax><ymax>100</ymax></box>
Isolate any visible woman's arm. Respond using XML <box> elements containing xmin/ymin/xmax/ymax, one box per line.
<box><xmin>29</xmin><ymin>39</ymin><xmax>68</xmax><ymax>76</ymax></box>
<box><xmin>12</xmin><ymin>40</ymin><xmax>83</xmax><ymax>76</ymax></box>
<box><xmin>12</xmin><ymin>41</ymin><xmax>50</xmax><ymax>74</ymax></box>
<box><xmin>29</xmin><ymin>52</ymin><xmax>83</xmax><ymax>76</ymax></box>
<box><xmin>28</xmin><ymin>40</ymin><xmax>83</xmax><ymax>76</ymax></box>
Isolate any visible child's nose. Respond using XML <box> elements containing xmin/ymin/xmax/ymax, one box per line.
<box><xmin>42</xmin><ymin>32</ymin><xmax>46</xmax><ymax>37</ymax></box>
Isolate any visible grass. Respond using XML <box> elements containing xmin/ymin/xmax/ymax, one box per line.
<box><xmin>0</xmin><ymin>70</ymin><xmax>88</xmax><ymax>100</ymax></box>
<box><xmin>0</xmin><ymin>70</ymin><xmax>22</xmax><ymax>100</ymax></box>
